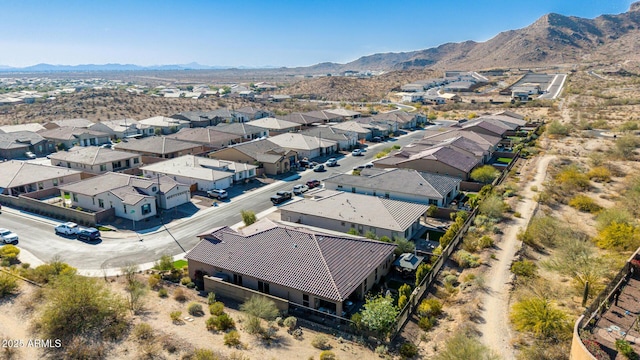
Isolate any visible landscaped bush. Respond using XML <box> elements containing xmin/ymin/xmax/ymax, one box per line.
<box><xmin>583</xmin><ymin>339</ymin><xmax>610</xmax><ymax>360</ymax></box>
<box><xmin>217</xmin><ymin>313</ymin><xmax>235</xmax><ymax>331</ymax></box>
<box><xmin>511</xmin><ymin>260</ymin><xmax>537</xmax><ymax>277</ymax></box>
<box><xmin>209</xmin><ymin>301</ymin><xmax>225</xmax><ymax>316</ymax></box>
<box><xmin>568</xmin><ymin>194</ymin><xmax>602</xmax><ymax>213</ymax></box>
<box><xmin>452</xmin><ymin>250</ymin><xmax>481</xmax><ymax>268</ymax></box>
<box><xmin>240</xmin><ymin>295</ymin><xmax>279</xmax><ymax>320</ymax></box>
<box><xmin>180</xmin><ymin>276</ymin><xmax>192</xmax><ymax>286</ymax></box>
<box><xmin>415</xmin><ymin>263</ymin><xmax>432</xmax><ymax>287</ymax></box>
<box><xmin>170</xmin><ymin>311</ymin><xmax>182</xmax><ymax>324</ymax></box>
<box><xmin>595</xmin><ymin>221</ymin><xmax>640</xmax><ymax>251</ymax></box>
<box><xmin>311</xmin><ymin>334</ymin><xmax>330</xmax><ymax>350</ymax></box>
<box><xmin>188</xmin><ymin>302</ymin><xmax>204</xmax><ymax>316</ymax></box>
<box><xmin>207</xmin><ymin>292</ymin><xmax>216</xmax><ymax>305</ymax></box>
<box><xmin>399</xmin><ymin>342</ymin><xmax>419</xmax><ymax>358</ymax></box>
<box><xmin>283</xmin><ymin>316</ymin><xmax>297</xmax><ymax>331</ymax></box>
<box><xmin>158</xmin><ymin>288</ymin><xmax>168</xmax><ymax>298</ymax></box>
<box><xmin>397</xmin><ymin>295</ymin><xmax>408</xmax><ymax>310</ymax></box>
<box><xmin>417</xmin><ymin>298</ymin><xmax>443</xmax><ymax>318</ymax></box>
<box><xmin>224</xmin><ymin>330</ymin><xmax>242</xmax><ymax>347</ymax></box>
<box><xmin>0</xmin><ymin>272</ymin><xmax>18</xmax><ymax>298</ymax></box>
<box><xmin>616</xmin><ymin>339</ymin><xmax>639</xmax><ymax>360</ymax></box>
<box><xmin>510</xmin><ymin>297</ymin><xmax>570</xmax><ymax>339</ymax></box>
<box><xmin>173</xmin><ymin>287</ymin><xmax>187</xmax><ymax>302</ymax></box>
<box><xmin>319</xmin><ymin>350</ymin><xmax>337</xmax><ymax>360</ymax></box>
<box><xmin>470</xmin><ymin>165</ymin><xmax>500</xmax><ymax>184</ymax></box>
<box><xmin>418</xmin><ymin>316</ymin><xmax>433</xmax><ymax>331</ymax></box>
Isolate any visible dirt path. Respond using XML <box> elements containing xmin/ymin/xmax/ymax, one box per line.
<box><xmin>477</xmin><ymin>155</ymin><xmax>555</xmax><ymax>359</ymax></box>
<box><xmin>0</xmin><ymin>281</ymin><xmax>42</xmax><ymax>360</ymax></box>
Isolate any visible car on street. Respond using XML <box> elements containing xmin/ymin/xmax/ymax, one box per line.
<box><xmin>0</xmin><ymin>228</ymin><xmax>18</xmax><ymax>244</ymax></box>
<box><xmin>270</xmin><ymin>191</ymin><xmax>292</xmax><ymax>205</ymax></box>
<box><xmin>76</xmin><ymin>227</ymin><xmax>101</xmax><ymax>242</ymax></box>
<box><xmin>25</xmin><ymin>151</ymin><xmax>36</xmax><ymax>159</ymax></box>
<box><xmin>306</xmin><ymin>179</ymin><xmax>321</xmax><ymax>189</ymax></box>
<box><xmin>353</xmin><ymin>163</ymin><xmax>374</xmax><ymax>172</ymax></box>
<box><xmin>313</xmin><ymin>164</ymin><xmax>325</xmax><ymax>172</ymax></box>
<box><xmin>207</xmin><ymin>189</ymin><xmax>228</xmax><ymax>200</ymax></box>
<box><xmin>351</xmin><ymin>149</ymin><xmax>363</xmax><ymax>156</ymax></box>
<box><xmin>55</xmin><ymin>222</ymin><xmax>79</xmax><ymax>236</ymax></box>
<box><xmin>325</xmin><ymin>158</ymin><xmax>338</xmax><ymax>167</ymax></box>
<box><xmin>372</xmin><ymin>136</ymin><xmax>383</xmax><ymax>143</ymax></box>
<box><xmin>293</xmin><ymin>184</ymin><xmax>309</xmax><ymax>195</ymax></box>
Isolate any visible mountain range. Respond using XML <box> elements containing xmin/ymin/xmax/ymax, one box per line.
<box><xmin>3</xmin><ymin>2</ymin><xmax>640</xmax><ymax>74</ymax></box>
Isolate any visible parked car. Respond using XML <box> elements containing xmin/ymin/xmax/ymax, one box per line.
<box><xmin>76</xmin><ymin>227</ymin><xmax>101</xmax><ymax>242</ymax></box>
<box><xmin>326</xmin><ymin>158</ymin><xmax>338</xmax><ymax>167</ymax></box>
<box><xmin>55</xmin><ymin>222</ymin><xmax>79</xmax><ymax>236</ymax></box>
<box><xmin>293</xmin><ymin>184</ymin><xmax>309</xmax><ymax>195</ymax></box>
<box><xmin>270</xmin><ymin>191</ymin><xmax>292</xmax><ymax>205</ymax></box>
<box><xmin>0</xmin><ymin>228</ymin><xmax>18</xmax><ymax>244</ymax></box>
<box><xmin>313</xmin><ymin>164</ymin><xmax>325</xmax><ymax>172</ymax></box>
<box><xmin>207</xmin><ymin>189</ymin><xmax>228</xmax><ymax>200</ymax></box>
<box><xmin>25</xmin><ymin>151</ymin><xmax>36</xmax><ymax>159</ymax></box>
<box><xmin>351</xmin><ymin>149</ymin><xmax>363</xmax><ymax>156</ymax></box>
<box><xmin>372</xmin><ymin>136</ymin><xmax>382</xmax><ymax>143</ymax></box>
<box><xmin>306</xmin><ymin>179</ymin><xmax>321</xmax><ymax>189</ymax></box>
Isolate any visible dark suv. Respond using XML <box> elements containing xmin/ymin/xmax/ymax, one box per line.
<box><xmin>77</xmin><ymin>227</ymin><xmax>101</xmax><ymax>242</ymax></box>
<box><xmin>270</xmin><ymin>191</ymin><xmax>292</xmax><ymax>205</ymax></box>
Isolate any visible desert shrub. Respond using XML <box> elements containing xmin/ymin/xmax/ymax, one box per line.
<box><xmin>568</xmin><ymin>195</ymin><xmax>601</xmax><ymax>213</ymax></box>
<box><xmin>587</xmin><ymin>166</ymin><xmax>611</xmax><ymax>182</ymax></box>
<box><xmin>207</xmin><ymin>292</ymin><xmax>216</xmax><ymax>305</ymax></box>
<box><xmin>132</xmin><ymin>322</ymin><xmax>155</xmax><ymax>341</ymax></box>
<box><xmin>417</xmin><ymin>298</ymin><xmax>443</xmax><ymax>318</ymax></box>
<box><xmin>319</xmin><ymin>350</ymin><xmax>337</xmax><ymax>360</ymax></box>
<box><xmin>311</xmin><ymin>334</ymin><xmax>330</xmax><ymax>350</ymax></box>
<box><xmin>555</xmin><ymin>165</ymin><xmax>590</xmax><ymax>192</ymax></box>
<box><xmin>478</xmin><ymin>195</ymin><xmax>507</xmax><ymax>220</ymax></box>
<box><xmin>283</xmin><ymin>316</ymin><xmax>297</xmax><ymax>331</ymax></box>
<box><xmin>470</xmin><ymin>165</ymin><xmax>500</xmax><ymax>184</ymax></box>
<box><xmin>432</xmin><ymin>333</ymin><xmax>499</xmax><ymax>360</ymax></box>
<box><xmin>244</xmin><ymin>315</ymin><xmax>263</xmax><ymax>335</ymax></box>
<box><xmin>510</xmin><ymin>297</ymin><xmax>570</xmax><ymax>339</ymax></box>
<box><xmin>240</xmin><ymin>295</ymin><xmax>279</xmax><ymax>320</ymax></box>
<box><xmin>596</xmin><ymin>208</ymin><xmax>635</xmax><ymax>231</ymax></box>
<box><xmin>595</xmin><ymin>222</ymin><xmax>640</xmax><ymax>251</ymax></box>
<box><xmin>188</xmin><ymin>302</ymin><xmax>204</xmax><ymax>316</ymax></box>
<box><xmin>27</xmin><ymin>260</ymin><xmax>77</xmax><ymax>284</ymax></box>
<box><xmin>520</xmin><ymin>215</ymin><xmax>569</xmax><ymax>248</ymax></box>
<box><xmin>547</xmin><ymin>120</ymin><xmax>569</xmax><ymax>136</ymax></box>
<box><xmin>148</xmin><ymin>274</ymin><xmax>161</xmax><ymax>290</ymax></box>
<box><xmin>224</xmin><ymin>330</ymin><xmax>242</xmax><ymax>347</ymax></box>
<box><xmin>205</xmin><ymin>316</ymin><xmax>219</xmax><ymax>331</ymax></box>
<box><xmin>478</xmin><ymin>235</ymin><xmax>494</xmax><ymax>248</ymax></box>
<box><xmin>397</xmin><ymin>295</ymin><xmax>408</xmax><ymax>310</ymax></box>
<box><xmin>613</xmin><ymin>134</ymin><xmax>640</xmax><ymax>158</ymax></box>
<box><xmin>418</xmin><ymin>316</ymin><xmax>434</xmax><ymax>331</ymax></box>
<box><xmin>0</xmin><ymin>244</ymin><xmax>20</xmax><ymax>264</ymax></box>
<box><xmin>415</xmin><ymin>263</ymin><xmax>432</xmax><ymax>287</ymax></box>
<box><xmin>452</xmin><ymin>250</ymin><xmax>481</xmax><ymax>268</ymax></box>
<box><xmin>616</xmin><ymin>339</ymin><xmax>639</xmax><ymax>360</ymax></box>
<box><xmin>0</xmin><ymin>272</ymin><xmax>18</xmax><ymax>298</ymax></box>
<box><xmin>399</xmin><ymin>342</ymin><xmax>419</xmax><ymax>358</ymax></box>
<box><xmin>63</xmin><ymin>337</ymin><xmax>107</xmax><ymax>360</ymax></box>
<box><xmin>260</xmin><ymin>321</ymin><xmax>279</xmax><ymax>342</ymax></box>
<box><xmin>240</xmin><ymin>209</ymin><xmax>257</xmax><ymax>225</ymax></box>
<box><xmin>180</xmin><ymin>276</ymin><xmax>192</xmax><ymax>286</ymax></box>
<box><xmin>39</xmin><ymin>274</ymin><xmax>128</xmax><ymax>341</ymax></box>
<box><xmin>209</xmin><ymin>301</ymin><xmax>225</xmax><ymax>316</ymax></box>
<box><xmin>173</xmin><ymin>287</ymin><xmax>187</xmax><ymax>302</ymax></box>
<box><xmin>158</xmin><ymin>288</ymin><xmax>168</xmax><ymax>298</ymax></box>
<box><xmin>193</xmin><ymin>348</ymin><xmax>219</xmax><ymax>360</ymax></box>
<box><xmin>154</xmin><ymin>254</ymin><xmax>174</xmax><ymax>273</ymax></box>
<box><xmin>170</xmin><ymin>311</ymin><xmax>182</xmax><ymax>323</ymax></box>
<box><xmin>217</xmin><ymin>313</ymin><xmax>236</xmax><ymax>331</ymax></box>
<box><xmin>375</xmin><ymin>344</ymin><xmax>389</xmax><ymax>356</ymax></box>
<box><xmin>398</xmin><ymin>283</ymin><xmax>412</xmax><ymax>299</ymax></box>
<box><xmin>511</xmin><ymin>260</ymin><xmax>537</xmax><ymax>277</ymax></box>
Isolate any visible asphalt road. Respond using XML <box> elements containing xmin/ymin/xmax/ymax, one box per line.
<box><xmin>0</xmin><ymin>128</ymin><xmax>430</xmax><ymax>272</ymax></box>
<box><xmin>538</xmin><ymin>74</ymin><xmax>567</xmax><ymax>100</ymax></box>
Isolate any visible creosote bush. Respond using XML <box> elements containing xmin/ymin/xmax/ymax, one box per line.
<box><xmin>311</xmin><ymin>334</ymin><xmax>330</xmax><ymax>350</ymax></box>
<box><xmin>188</xmin><ymin>302</ymin><xmax>204</xmax><ymax>316</ymax></box>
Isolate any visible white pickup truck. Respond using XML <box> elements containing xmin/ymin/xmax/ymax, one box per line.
<box><xmin>55</xmin><ymin>222</ymin><xmax>79</xmax><ymax>236</ymax></box>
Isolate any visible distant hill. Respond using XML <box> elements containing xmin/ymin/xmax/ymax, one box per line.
<box><xmin>0</xmin><ymin>62</ymin><xmax>274</xmax><ymax>72</ymax></box>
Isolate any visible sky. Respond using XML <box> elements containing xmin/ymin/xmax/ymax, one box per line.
<box><xmin>0</xmin><ymin>0</ymin><xmax>634</xmax><ymax>68</ymax></box>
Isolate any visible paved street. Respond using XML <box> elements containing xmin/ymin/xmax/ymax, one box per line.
<box><xmin>538</xmin><ymin>73</ymin><xmax>567</xmax><ymax>100</ymax></box>
<box><xmin>0</xmin><ymin>128</ymin><xmax>430</xmax><ymax>273</ymax></box>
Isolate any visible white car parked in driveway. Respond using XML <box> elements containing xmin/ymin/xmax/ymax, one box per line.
<box><xmin>0</xmin><ymin>228</ymin><xmax>18</xmax><ymax>244</ymax></box>
<box><xmin>292</xmin><ymin>184</ymin><xmax>309</xmax><ymax>195</ymax></box>
<box><xmin>55</xmin><ymin>222</ymin><xmax>79</xmax><ymax>236</ymax></box>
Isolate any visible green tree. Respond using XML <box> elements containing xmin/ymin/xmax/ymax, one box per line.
<box><xmin>154</xmin><ymin>254</ymin><xmax>174</xmax><ymax>274</ymax></box>
<box><xmin>0</xmin><ymin>271</ymin><xmax>18</xmax><ymax>298</ymax></box>
<box><xmin>360</xmin><ymin>294</ymin><xmax>399</xmax><ymax>336</ymax></box>
<box><xmin>364</xmin><ymin>231</ymin><xmax>378</xmax><ymax>240</ymax></box>
<box><xmin>470</xmin><ymin>165</ymin><xmax>500</xmax><ymax>184</ymax></box>
<box><xmin>547</xmin><ymin>120</ymin><xmax>569</xmax><ymax>137</ymax></box>
<box><xmin>595</xmin><ymin>221</ymin><xmax>640</xmax><ymax>251</ymax></box>
<box><xmin>510</xmin><ymin>297</ymin><xmax>570</xmax><ymax>339</ymax></box>
<box><xmin>0</xmin><ymin>244</ymin><xmax>20</xmax><ymax>263</ymax></box>
<box><xmin>478</xmin><ymin>194</ymin><xmax>507</xmax><ymax>220</ymax></box>
<box><xmin>240</xmin><ymin>295</ymin><xmax>279</xmax><ymax>320</ymax></box>
<box><xmin>393</xmin><ymin>237</ymin><xmax>415</xmax><ymax>256</ymax></box>
<box><xmin>433</xmin><ymin>333</ymin><xmax>500</xmax><ymax>360</ymax></box>
<box><xmin>240</xmin><ymin>210</ymin><xmax>257</xmax><ymax>226</ymax></box>
<box><xmin>415</xmin><ymin>263</ymin><xmax>432</xmax><ymax>287</ymax></box>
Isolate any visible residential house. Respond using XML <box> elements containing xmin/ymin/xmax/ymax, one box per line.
<box><xmin>246</xmin><ymin>117</ymin><xmax>301</xmax><ymax>135</ymax></box>
<box><xmin>372</xmin><ymin>111</ymin><xmax>427</xmax><ymax>129</ymax></box>
<box><xmin>170</xmin><ymin>111</ymin><xmax>222</xmax><ymax>128</ymax></box>
<box><xmin>301</xmin><ymin>110</ymin><xmax>343</xmax><ymax>124</ymax></box>
<box><xmin>59</xmin><ymin>172</ymin><xmax>190</xmax><ymax>220</ymax></box>
<box><xmin>113</xmin><ymin>137</ymin><xmax>205</xmax><ymax>159</ymax></box>
<box><xmin>139</xmin><ymin>116</ymin><xmax>190</xmax><ymax>135</ymax></box>
<box><xmin>214</xmin><ymin>123</ymin><xmax>268</xmax><ymax>141</ymax></box>
<box><xmin>321</xmin><ymin>108</ymin><xmax>361</xmax><ymax>121</ymax></box>
<box><xmin>186</xmin><ymin>218</ymin><xmax>397</xmax><ymax>316</ymax></box>
<box><xmin>299</xmin><ymin>126</ymin><xmax>357</xmax><ymax>151</ymax></box>
<box><xmin>48</xmin><ymin>146</ymin><xmax>142</xmax><ymax>174</ymax></box>
<box><xmin>279</xmin><ymin>113</ymin><xmax>323</xmax><ymax>127</ymax></box>
<box><xmin>0</xmin><ymin>123</ymin><xmax>46</xmax><ymax>133</ymax></box>
<box><xmin>329</xmin><ymin>121</ymin><xmax>373</xmax><ymax>141</ymax></box>
<box><xmin>354</xmin><ymin>117</ymin><xmax>398</xmax><ymax>137</ymax></box>
<box><xmin>458</xmin><ymin>119</ymin><xmax>508</xmax><ymax>138</ymax></box>
<box><xmin>89</xmin><ymin>118</ymin><xmax>154</xmax><ymax>139</ymax></box>
<box><xmin>440</xmin><ymin>93</ymin><xmax>462</xmax><ymax>103</ymax></box>
<box><xmin>372</xmin><ymin>145</ymin><xmax>480</xmax><ymax>180</ymax></box>
<box><xmin>165</xmin><ymin>127</ymin><xmax>242</xmax><ymax>151</ymax></box>
<box><xmin>43</xmin><ymin>118</ymin><xmax>94</xmax><ymax>130</ymax></box>
<box><xmin>267</xmin><ymin>133</ymin><xmax>337</xmax><ymax>159</ymax></box>
<box><xmin>38</xmin><ymin>127</ymin><xmax>111</xmax><ymax>149</ymax></box>
<box><xmin>405</xmin><ymin>136</ymin><xmax>490</xmax><ymax>163</ymax></box>
<box><xmin>280</xmin><ymin>189</ymin><xmax>429</xmax><ymax>240</ymax></box>
<box><xmin>141</xmin><ymin>155</ymin><xmax>257</xmax><ymax>191</ymax></box>
<box><xmin>420</xmin><ymin>129</ymin><xmax>501</xmax><ymax>155</ymax></box>
<box><xmin>209</xmin><ymin>139</ymin><xmax>297</xmax><ymax>175</ymax></box>
<box><xmin>0</xmin><ymin>131</ymin><xmax>54</xmax><ymax>159</ymax></box>
<box><xmin>0</xmin><ymin>160</ymin><xmax>82</xmax><ymax>196</ymax></box>
<box><xmin>323</xmin><ymin>167</ymin><xmax>461</xmax><ymax>207</ymax></box>
<box><xmin>235</xmin><ymin>106</ymin><xmax>272</xmax><ymax>120</ymax></box>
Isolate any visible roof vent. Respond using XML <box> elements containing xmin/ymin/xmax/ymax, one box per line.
<box><xmin>292</xmin><ymin>243</ymin><xmax>298</xmax><ymax>248</ymax></box>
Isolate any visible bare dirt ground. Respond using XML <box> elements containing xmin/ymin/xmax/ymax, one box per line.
<box><xmin>0</xmin><ymin>277</ymin><xmax>379</xmax><ymax>360</ymax></box>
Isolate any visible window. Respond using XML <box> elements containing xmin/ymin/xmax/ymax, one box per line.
<box><xmin>141</xmin><ymin>203</ymin><xmax>151</xmax><ymax>215</ymax></box>
<box><xmin>341</xmin><ymin>221</ymin><xmax>345</xmax><ymax>227</ymax></box>
<box><xmin>375</xmin><ymin>268</ymin><xmax>378</xmax><ymax>281</ymax></box>
<box><xmin>303</xmin><ymin>294</ymin><xmax>309</xmax><ymax>307</ymax></box>
<box><xmin>384</xmin><ymin>192</ymin><xmax>390</xmax><ymax>199</ymax></box>
<box><xmin>233</xmin><ymin>274</ymin><xmax>243</xmax><ymax>286</ymax></box>
<box><xmin>112</xmin><ymin>161</ymin><xmax>122</xmax><ymax>169</ymax></box>
<box><xmin>100</xmin><ymin>164</ymin><xmax>107</xmax><ymax>172</ymax></box>
<box><xmin>133</xmin><ymin>158</ymin><xmax>139</xmax><ymax>164</ymax></box>
<box><xmin>351</xmin><ymin>187</ymin><xmax>356</xmax><ymax>193</ymax></box>
<box><xmin>152</xmin><ymin>186</ymin><xmax>157</xmax><ymax>192</ymax></box>
<box><xmin>337</xmin><ymin>185</ymin><xmax>343</xmax><ymax>189</ymax></box>
<box><xmin>98</xmin><ymin>199</ymin><xmax>104</xmax><ymax>208</ymax></box>
<box><xmin>72</xmin><ymin>193</ymin><xmax>78</xmax><ymax>202</ymax></box>
<box><xmin>125</xmin><ymin>159</ymin><xmax>130</xmax><ymax>167</ymax></box>
<box><xmin>373</xmin><ymin>190</ymin><xmax>376</xmax><ymax>196</ymax></box>
<box><xmin>364</xmin><ymin>279</ymin><xmax>368</xmax><ymax>290</ymax></box>
<box><xmin>258</xmin><ymin>281</ymin><xmax>270</xmax><ymax>294</ymax></box>
<box><xmin>53</xmin><ymin>178</ymin><xmax>58</xmax><ymax>186</ymax></box>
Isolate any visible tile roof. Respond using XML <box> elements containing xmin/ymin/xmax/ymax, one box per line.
<box><xmin>324</xmin><ymin>108</ymin><xmax>361</xmax><ymax>117</ymax></box>
<box><xmin>246</xmin><ymin>117</ymin><xmax>300</xmax><ymax>130</ymax></box>
<box><xmin>0</xmin><ymin>123</ymin><xmax>47</xmax><ymax>133</ymax></box>
<box><xmin>302</xmin><ymin>110</ymin><xmax>342</xmax><ymax>122</ymax></box>
<box><xmin>59</xmin><ymin>171</ymin><xmax>183</xmax><ymax>196</ymax></box>
<box><xmin>268</xmin><ymin>133</ymin><xmax>337</xmax><ymax>151</ymax></box>
<box><xmin>421</xmin><ymin>129</ymin><xmax>501</xmax><ymax>149</ymax></box>
<box><xmin>49</xmin><ymin>146</ymin><xmax>139</xmax><ymax>165</ymax></box>
<box><xmin>280</xmin><ymin>189</ymin><xmax>429</xmax><ymax>232</ymax></box>
<box><xmin>90</xmin><ymin>118</ymin><xmax>142</xmax><ymax>132</ymax></box>
<box><xmin>113</xmin><ymin>137</ymin><xmax>202</xmax><ymax>155</ymax></box>
<box><xmin>330</xmin><ymin>121</ymin><xmax>372</xmax><ymax>134</ymax></box>
<box><xmin>186</xmin><ymin>219</ymin><xmax>396</xmax><ymax>302</ymax></box>
<box><xmin>141</xmin><ymin>155</ymin><xmax>246</xmax><ymax>181</ymax></box>
<box><xmin>299</xmin><ymin>127</ymin><xmax>352</xmax><ymax>142</ymax></box>
<box><xmin>408</xmin><ymin>136</ymin><xmax>487</xmax><ymax>158</ymax></box>
<box><xmin>214</xmin><ymin>139</ymin><xmax>291</xmax><ymax>163</ymax></box>
<box><xmin>324</xmin><ymin>168</ymin><xmax>460</xmax><ymax>199</ymax></box>
<box><xmin>279</xmin><ymin>113</ymin><xmax>322</xmax><ymax>125</ymax></box>
<box><xmin>460</xmin><ymin>120</ymin><xmax>507</xmax><ymax>136</ymax></box>
<box><xmin>374</xmin><ymin>146</ymin><xmax>479</xmax><ymax>173</ymax></box>
<box><xmin>139</xmin><ymin>116</ymin><xmax>190</xmax><ymax>127</ymax></box>
<box><xmin>0</xmin><ymin>131</ymin><xmax>46</xmax><ymax>150</ymax></box>
<box><xmin>0</xmin><ymin>161</ymin><xmax>81</xmax><ymax>188</ymax></box>
<box><xmin>214</xmin><ymin>123</ymin><xmax>266</xmax><ymax>136</ymax></box>
<box><xmin>166</xmin><ymin>128</ymin><xmax>241</xmax><ymax>147</ymax></box>
<box><xmin>48</xmin><ymin>118</ymin><xmax>94</xmax><ymax>128</ymax></box>
<box><xmin>38</xmin><ymin>126</ymin><xmax>110</xmax><ymax>141</ymax></box>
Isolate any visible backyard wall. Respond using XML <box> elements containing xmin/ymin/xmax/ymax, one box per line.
<box><xmin>203</xmin><ymin>276</ymin><xmax>289</xmax><ymax>312</ymax></box>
